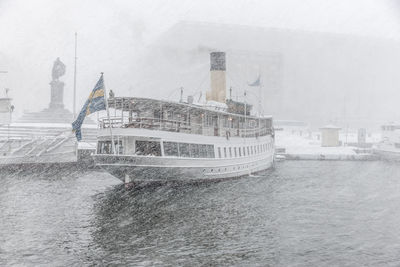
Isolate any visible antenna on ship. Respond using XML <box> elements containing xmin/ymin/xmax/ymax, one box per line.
<box><xmin>73</xmin><ymin>32</ymin><xmax>78</xmax><ymax>119</ymax></box>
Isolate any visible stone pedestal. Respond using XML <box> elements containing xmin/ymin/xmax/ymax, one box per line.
<box><xmin>49</xmin><ymin>80</ymin><xmax>64</xmax><ymax>109</ymax></box>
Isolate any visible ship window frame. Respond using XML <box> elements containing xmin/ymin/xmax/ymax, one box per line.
<box><xmin>206</xmin><ymin>145</ymin><xmax>215</xmax><ymax>158</ymax></box>
<box><xmin>189</xmin><ymin>143</ymin><xmax>200</xmax><ymax>158</ymax></box>
<box><xmin>234</xmin><ymin>147</ymin><xmax>237</xmax><ymax>157</ymax></box>
<box><xmin>239</xmin><ymin>147</ymin><xmax>242</xmax><ymax>157</ymax></box>
<box><xmin>163</xmin><ymin>141</ymin><xmax>179</xmax><ymax>157</ymax></box>
<box><xmin>229</xmin><ymin>147</ymin><xmax>232</xmax><ymax>158</ymax></box>
<box><xmin>178</xmin><ymin>143</ymin><xmax>191</xmax><ymax>157</ymax></box>
<box><xmin>218</xmin><ymin>147</ymin><xmax>221</xmax><ymax>158</ymax></box>
<box><xmin>97</xmin><ymin>140</ymin><xmax>112</xmax><ymax>154</ymax></box>
<box><xmin>199</xmin><ymin>144</ymin><xmax>208</xmax><ymax>158</ymax></box>
<box><xmin>135</xmin><ymin>140</ymin><xmax>161</xmax><ymax>156</ymax></box>
<box><xmin>224</xmin><ymin>147</ymin><xmax>227</xmax><ymax>158</ymax></box>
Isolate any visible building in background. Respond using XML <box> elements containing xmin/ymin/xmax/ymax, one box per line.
<box><xmin>320</xmin><ymin>125</ymin><xmax>341</xmax><ymax>147</ymax></box>
<box><xmin>129</xmin><ymin>21</ymin><xmax>400</xmax><ymax>130</ymax></box>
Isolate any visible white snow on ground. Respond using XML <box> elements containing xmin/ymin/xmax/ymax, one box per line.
<box><xmin>276</xmin><ymin>131</ymin><xmax>358</xmax><ymax>155</ymax></box>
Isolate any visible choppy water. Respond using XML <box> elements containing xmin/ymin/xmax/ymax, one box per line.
<box><xmin>1</xmin><ymin>161</ymin><xmax>400</xmax><ymax>266</ymax></box>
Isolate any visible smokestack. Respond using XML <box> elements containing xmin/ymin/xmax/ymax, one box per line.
<box><xmin>206</xmin><ymin>52</ymin><xmax>226</xmax><ymax>103</ymax></box>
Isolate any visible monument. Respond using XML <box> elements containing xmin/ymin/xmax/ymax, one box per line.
<box><xmin>17</xmin><ymin>57</ymin><xmax>76</xmax><ymax>123</ymax></box>
<box><xmin>49</xmin><ymin>57</ymin><xmax>66</xmax><ymax>109</ymax></box>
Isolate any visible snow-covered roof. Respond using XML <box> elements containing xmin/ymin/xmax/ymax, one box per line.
<box><xmin>320</xmin><ymin>124</ymin><xmax>341</xmax><ymax>130</ymax></box>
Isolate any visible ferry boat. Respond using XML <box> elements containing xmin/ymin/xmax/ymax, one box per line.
<box><xmin>374</xmin><ymin>123</ymin><xmax>400</xmax><ymax>161</ymax></box>
<box><xmin>92</xmin><ymin>52</ymin><xmax>275</xmax><ymax>184</ymax></box>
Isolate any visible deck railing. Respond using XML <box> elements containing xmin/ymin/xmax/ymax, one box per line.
<box><xmin>99</xmin><ymin>117</ymin><xmax>273</xmax><ymax>138</ymax></box>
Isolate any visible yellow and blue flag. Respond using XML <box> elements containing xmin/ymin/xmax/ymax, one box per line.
<box><xmin>72</xmin><ymin>74</ymin><xmax>106</xmax><ymax>141</ymax></box>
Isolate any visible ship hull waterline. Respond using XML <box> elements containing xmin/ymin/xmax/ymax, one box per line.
<box><xmin>93</xmin><ymin>154</ymin><xmax>274</xmax><ymax>183</ymax></box>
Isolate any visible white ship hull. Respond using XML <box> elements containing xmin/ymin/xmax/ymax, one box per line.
<box><xmin>93</xmin><ymin>128</ymin><xmax>274</xmax><ymax>183</ymax></box>
<box><xmin>94</xmin><ymin>153</ymin><xmax>274</xmax><ymax>182</ymax></box>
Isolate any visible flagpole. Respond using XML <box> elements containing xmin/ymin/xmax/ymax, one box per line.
<box><xmin>73</xmin><ymin>32</ymin><xmax>78</xmax><ymax>119</ymax></box>
<box><xmin>244</xmin><ymin>90</ymin><xmax>247</xmax><ymax>138</ymax></box>
<box><xmin>102</xmin><ymin>73</ymin><xmax>116</xmax><ymax>155</ymax></box>
<box><xmin>258</xmin><ymin>82</ymin><xmax>262</xmax><ymax>135</ymax></box>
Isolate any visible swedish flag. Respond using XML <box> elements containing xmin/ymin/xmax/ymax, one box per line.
<box><xmin>72</xmin><ymin>74</ymin><xmax>106</xmax><ymax>141</ymax></box>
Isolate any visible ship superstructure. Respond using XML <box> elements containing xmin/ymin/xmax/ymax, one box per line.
<box><xmin>92</xmin><ymin>52</ymin><xmax>275</xmax><ymax>183</ymax></box>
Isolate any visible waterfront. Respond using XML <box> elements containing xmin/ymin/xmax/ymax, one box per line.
<box><xmin>1</xmin><ymin>161</ymin><xmax>400</xmax><ymax>266</ymax></box>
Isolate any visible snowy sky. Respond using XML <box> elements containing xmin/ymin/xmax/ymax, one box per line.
<box><xmin>0</xmin><ymin>0</ymin><xmax>399</xmax><ymax>117</ymax></box>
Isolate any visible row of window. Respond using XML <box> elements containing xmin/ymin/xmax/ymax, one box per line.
<box><xmin>97</xmin><ymin>140</ymin><xmax>273</xmax><ymax>159</ymax></box>
<box><xmin>217</xmin><ymin>142</ymin><xmax>273</xmax><ymax>158</ymax></box>
<box><xmin>164</xmin><ymin>142</ymin><xmax>214</xmax><ymax>158</ymax></box>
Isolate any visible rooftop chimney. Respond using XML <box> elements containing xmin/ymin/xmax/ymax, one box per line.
<box><xmin>206</xmin><ymin>52</ymin><xmax>226</xmax><ymax>103</ymax></box>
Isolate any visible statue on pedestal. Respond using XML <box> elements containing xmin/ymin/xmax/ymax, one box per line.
<box><xmin>49</xmin><ymin>57</ymin><xmax>66</xmax><ymax>109</ymax></box>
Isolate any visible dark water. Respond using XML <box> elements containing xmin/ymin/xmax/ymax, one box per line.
<box><xmin>1</xmin><ymin>161</ymin><xmax>400</xmax><ymax>266</ymax></box>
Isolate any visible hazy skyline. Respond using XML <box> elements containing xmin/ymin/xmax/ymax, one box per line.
<box><xmin>0</xmin><ymin>0</ymin><xmax>399</xmax><ymax>119</ymax></box>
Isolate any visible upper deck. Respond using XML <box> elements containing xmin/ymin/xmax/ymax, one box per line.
<box><xmin>101</xmin><ymin>97</ymin><xmax>273</xmax><ymax>138</ymax></box>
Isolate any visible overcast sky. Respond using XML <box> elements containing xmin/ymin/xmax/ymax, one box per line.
<box><xmin>0</xmin><ymin>0</ymin><xmax>399</xmax><ymax>117</ymax></box>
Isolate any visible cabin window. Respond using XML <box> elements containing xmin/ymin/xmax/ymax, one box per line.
<box><xmin>190</xmin><ymin>144</ymin><xmax>200</xmax><ymax>158</ymax></box>
<box><xmin>97</xmin><ymin>141</ymin><xmax>112</xmax><ymax>154</ymax></box>
<box><xmin>218</xmin><ymin>147</ymin><xmax>221</xmax><ymax>158</ymax></box>
<box><xmin>117</xmin><ymin>140</ymin><xmax>123</xmax><ymax>154</ymax></box>
<box><xmin>224</xmin><ymin>147</ymin><xmax>227</xmax><ymax>158</ymax></box>
<box><xmin>179</xmin><ymin>143</ymin><xmax>191</xmax><ymax>157</ymax></box>
<box><xmin>251</xmin><ymin>146</ymin><xmax>254</xmax><ymax>155</ymax></box>
<box><xmin>154</xmin><ymin>109</ymin><xmax>161</xmax><ymax>121</ymax></box>
<box><xmin>199</xmin><ymin>145</ymin><xmax>208</xmax><ymax>158</ymax></box>
<box><xmin>135</xmin><ymin>141</ymin><xmax>161</xmax><ymax>156</ymax></box>
<box><xmin>206</xmin><ymin>145</ymin><xmax>215</xmax><ymax>158</ymax></box>
<box><xmin>239</xmin><ymin>147</ymin><xmax>242</xmax><ymax>157</ymax></box>
<box><xmin>97</xmin><ymin>140</ymin><xmax>122</xmax><ymax>154</ymax></box>
<box><xmin>247</xmin><ymin>147</ymin><xmax>250</xmax><ymax>156</ymax></box>
<box><xmin>167</xmin><ymin>111</ymin><xmax>173</xmax><ymax>120</ymax></box>
<box><xmin>164</xmin><ymin>142</ymin><xmax>179</xmax><ymax>157</ymax></box>
<box><xmin>234</xmin><ymin>147</ymin><xmax>237</xmax><ymax>157</ymax></box>
<box><xmin>229</xmin><ymin>147</ymin><xmax>232</xmax><ymax>158</ymax></box>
